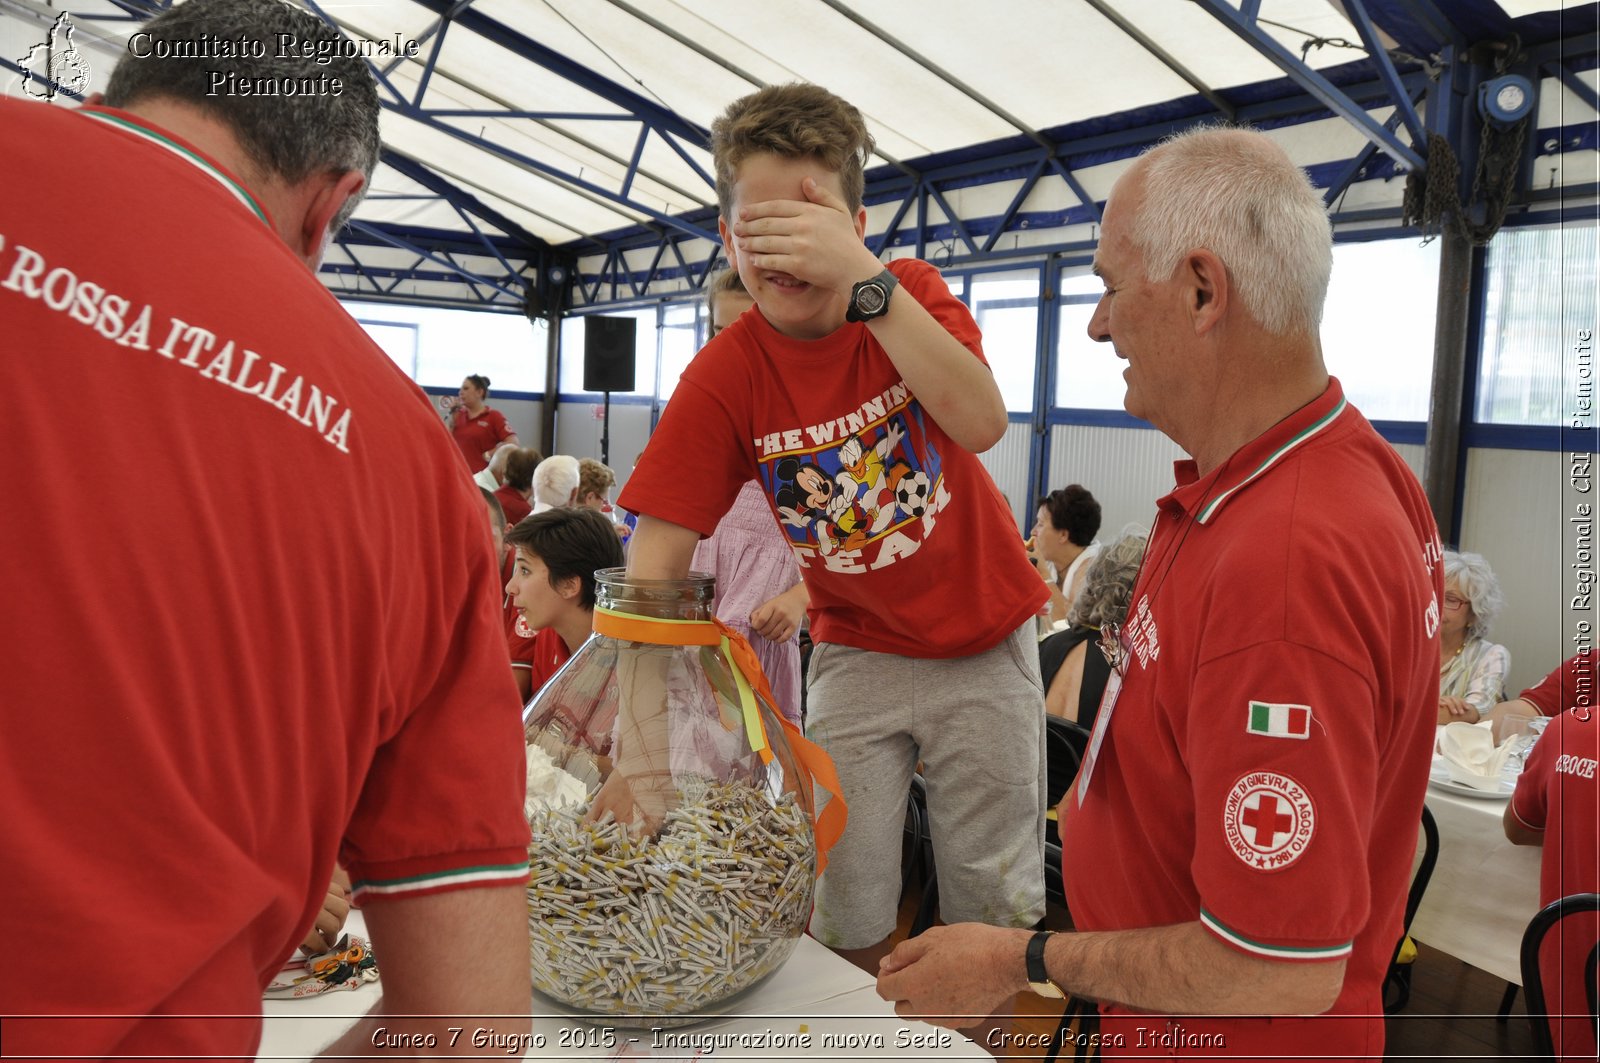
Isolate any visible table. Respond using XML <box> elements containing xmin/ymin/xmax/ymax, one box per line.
<box><xmin>258</xmin><ymin>914</ymin><xmax>989</xmax><ymax>1061</ymax></box>
<box><xmin>1409</xmin><ymin>782</ymin><xmax>1542</xmax><ymax>985</ymax></box>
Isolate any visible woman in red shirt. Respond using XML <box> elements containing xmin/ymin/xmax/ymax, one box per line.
<box><xmin>448</xmin><ymin>374</ymin><xmax>518</xmax><ymax>472</ymax></box>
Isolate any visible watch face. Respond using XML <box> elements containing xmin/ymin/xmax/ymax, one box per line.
<box><xmin>857</xmin><ymin>284</ymin><xmax>887</xmax><ymax>315</ymax></box>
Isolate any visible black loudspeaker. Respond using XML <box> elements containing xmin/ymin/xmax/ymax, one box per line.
<box><xmin>583</xmin><ymin>316</ymin><xmax>637</xmax><ymax>392</ymax></box>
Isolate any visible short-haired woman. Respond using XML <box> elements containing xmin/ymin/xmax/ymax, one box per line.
<box><xmin>1436</xmin><ymin>550</ymin><xmax>1511</xmax><ymax>725</ymax></box>
<box><xmin>1030</xmin><ymin>484</ymin><xmax>1102</xmax><ymax>628</ymax></box>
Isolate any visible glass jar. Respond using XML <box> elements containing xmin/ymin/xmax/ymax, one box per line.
<box><xmin>522</xmin><ymin>570</ymin><xmax>837</xmax><ymax>1026</ymax></box>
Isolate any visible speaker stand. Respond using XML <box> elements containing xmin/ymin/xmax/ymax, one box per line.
<box><xmin>600</xmin><ymin>389</ymin><xmax>611</xmax><ymax>466</ymax></box>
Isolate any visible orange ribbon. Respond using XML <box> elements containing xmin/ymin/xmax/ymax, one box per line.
<box><xmin>592</xmin><ymin>607</ymin><xmax>847</xmax><ymax>873</ymax></box>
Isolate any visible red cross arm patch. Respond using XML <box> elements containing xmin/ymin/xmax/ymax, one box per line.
<box><xmin>1222</xmin><ymin>770</ymin><xmax>1316</xmax><ymax>872</ymax></box>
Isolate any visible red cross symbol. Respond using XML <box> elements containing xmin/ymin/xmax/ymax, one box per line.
<box><xmin>1242</xmin><ymin>793</ymin><xmax>1293</xmax><ymax>848</ymax></box>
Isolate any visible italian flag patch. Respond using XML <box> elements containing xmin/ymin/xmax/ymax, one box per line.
<box><xmin>1247</xmin><ymin>701</ymin><xmax>1312</xmax><ymax>740</ymax></box>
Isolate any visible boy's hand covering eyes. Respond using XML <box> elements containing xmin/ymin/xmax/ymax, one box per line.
<box><xmin>732</xmin><ymin>178</ymin><xmax>883</xmax><ymax>296</ymax></box>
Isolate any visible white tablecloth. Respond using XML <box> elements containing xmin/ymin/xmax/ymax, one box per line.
<box><xmin>1409</xmin><ymin>783</ymin><xmax>1542</xmax><ymax>985</ymax></box>
<box><xmin>258</xmin><ymin>913</ymin><xmax>988</xmax><ymax>1061</ymax></box>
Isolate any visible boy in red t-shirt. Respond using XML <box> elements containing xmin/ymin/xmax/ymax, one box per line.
<box><xmin>618</xmin><ymin>84</ymin><xmax>1048</xmax><ymax>973</ymax></box>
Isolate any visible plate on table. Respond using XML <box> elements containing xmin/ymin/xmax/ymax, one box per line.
<box><xmin>1428</xmin><ymin>776</ymin><xmax>1515</xmax><ymax>799</ymax></box>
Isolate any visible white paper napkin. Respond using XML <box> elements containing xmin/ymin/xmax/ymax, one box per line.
<box><xmin>1438</xmin><ymin>721</ymin><xmax>1518</xmax><ymax>791</ymax></box>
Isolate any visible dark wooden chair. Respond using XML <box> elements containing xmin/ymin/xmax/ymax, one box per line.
<box><xmin>1519</xmin><ymin>892</ymin><xmax>1600</xmax><ymax>1060</ymax></box>
<box><xmin>1044</xmin><ymin>717</ymin><xmax>1091</xmax><ymax>905</ymax></box>
<box><xmin>1383</xmin><ymin>803</ymin><xmax>1440</xmax><ymax>1012</ymax></box>
<box><xmin>1042</xmin><ymin>717</ymin><xmax>1095</xmax><ymax>1061</ymax></box>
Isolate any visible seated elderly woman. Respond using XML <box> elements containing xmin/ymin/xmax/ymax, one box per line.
<box><xmin>1435</xmin><ymin>549</ymin><xmax>1511</xmax><ymax>725</ymax></box>
<box><xmin>1038</xmin><ymin>530</ymin><xmax>1146</xmax><ymax>729</ymax></box>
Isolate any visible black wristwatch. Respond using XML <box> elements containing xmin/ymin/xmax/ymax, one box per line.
<box><xmin>1026</xmin><ymin>930</ymin><xmax>1065</xmax><ymax>998</ymax></box>
<box><xmin>845</xmin><ymin>267</ymin><xmax>899</xmax><ymax>323</ymax></box>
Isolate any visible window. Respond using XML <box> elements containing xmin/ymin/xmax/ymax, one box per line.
<box><xmin>969</xmin><ymin>269</ymin><xmax>1040</xmax><ymax>413</ymax></box>
<box><xmin>357</xmin><ymin>320</ymin><xmax>419</xmax><ymax>377</ymax></box>
<box><xmin>657</xmin><ymin>302</ymin><xmax>700</xmax><ymax>402</ymax></box>
<box><xmin>1052</xmin><ymin>237</ymin><xmax>1443</xmax><ymax>420</ymax></box>
<box><xmin>343</xmin><ymin>300</ymin><xmax>546</xmax><ymax>393</ymax></box>
<box><xmin>1056</xmin><ymin>268</ymin><xmax>1124</xmax><ymax>410</ymax></box>
<box><xmin>559</xmin><ymin>309</ymin><xmax>658</xmax><ymax>397</ymax></box>
<box><xmin>1322</xmin><ymin>237</ymin><xmax>1439</xmax><ymax>421</ymax></box>
<box><xmin>1476</xmin><ymin>223</ymin><xmax>1599</xmax><ymax>425</ymax></box>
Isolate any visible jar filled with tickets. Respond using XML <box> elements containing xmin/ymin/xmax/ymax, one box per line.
<box><xmin>521</xmin><ymin>568</ymin><xmax>844</xmax><ymax>1026</ymax></box>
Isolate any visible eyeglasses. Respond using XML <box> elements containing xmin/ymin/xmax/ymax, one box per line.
<box><xmin>1443</xmin><ymin>593</ymin><xmax>1469</xmax><ymax>611</ymax></box>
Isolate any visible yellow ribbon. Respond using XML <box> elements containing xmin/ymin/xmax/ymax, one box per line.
<box><xmin>591</xmin><ymin>605</ymin><xmax>847</xmax><ymax>873</ymax></box>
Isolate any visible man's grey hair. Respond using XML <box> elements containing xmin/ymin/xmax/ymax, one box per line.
<box><xmin>532</xmin><ymin>455</ymin><xmax>581</xmax><ymax>508</ymax></box>
<box><xmin>1443</xmin><ymin>549</ymin><xmax>1505</xmax><ymax>641</ymax></box>
<box><xmin>103</xmin><ymin>0</ymin><xmax>380</xmax><ymax>232</ymax></box>
<box><xmin>1128</xmin><ymin>126</ymin><xmax>1332</xmax><ymax>338</ymax></box>
<box><xmin>1067</xmin><ymin>527</ymin><xmax>1148</xmax><ymax>631</ymax></box>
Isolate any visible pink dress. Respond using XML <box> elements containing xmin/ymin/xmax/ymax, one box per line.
<box><xmin>692</xmin><ymin>480</ymin><xmax>803</xmax><ymax>724</ymax></box>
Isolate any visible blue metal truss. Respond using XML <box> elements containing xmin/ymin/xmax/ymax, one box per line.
<box><xmin>325</xmin><ymin>222</ymin><xmax>539</xmax><ymax>308</ymax></box>
<box><xmin>15</xmin><ymin>0</ymin><xmax>564</xmax><ymax>312</ymax></box>
<box><xmin>569</xmin><ymin>59</ymin><xmax>1438</xmax><ymax>304</ymax></box>
<box><xmin>368</xmin><ymin>0</ymin><xmax>719</xmax><ymax>244</ymax></box>
<box><xmin>569</xmin><ymin>2</ymin><xmax>1598</xmax><ymax>309</ymax></box>
<box><xmin>269</xmin><ymin>0</ymin><xmax>731</xmax><ymax>280</ymax></box>
<box><xmin>1191</xmin><ymin>0</ymin><xmax>1432</xmax><ymax>173</ymax></box>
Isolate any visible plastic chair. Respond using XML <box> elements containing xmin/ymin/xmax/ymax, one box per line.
<box><xmin>1382</xmin><ymin>803</ymin><xmax>1440</xmax><ymax>1013</ymax></box>
<box><xmin>1519</xmin><ymin>892</ymin><xmax>1600</xmax><ymax>1059</ymax></box>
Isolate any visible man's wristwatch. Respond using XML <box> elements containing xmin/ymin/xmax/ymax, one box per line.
<box><xmin>845</xmin><ymin>267</ymin><xmax>899</xmax><ymax>323</ymax></box>
<box><xmin>1026</xmin><ymin>930</ymin><xmax>1066</xmax><ymax>998</ymax></box>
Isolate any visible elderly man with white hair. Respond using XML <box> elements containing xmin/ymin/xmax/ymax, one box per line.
<box><xmin>878</xmin><ymin>126</ymin><xmax>1442</xmax><ymax>1062</ymax></box>
<box><xmin>531</xmin><ymin>454</ymin><xmax>581</xmax><ymax>513</ymax></box>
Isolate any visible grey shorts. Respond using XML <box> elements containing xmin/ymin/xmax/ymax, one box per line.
<box><xmin>804</xmin><ymin>619</ymin><xmax>1047</xmax><ymax>949</ymax></box>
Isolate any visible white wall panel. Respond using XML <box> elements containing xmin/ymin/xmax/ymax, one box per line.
<box><xmin>1459</xmin><ymin>447</ymin><xmax>1574</xmax><ymax>695</ymax></box>
<box><xmin>554</xmin><ymin>401</ymin><xmax>652</xmax><ymax>500</ymax></box>
<box><xmin>976</xmin><ymin>421</ymin><xmax>1035</xmax><ymax>534</ymax></box>
<box><xmin>1046</xmin><ymin>425</ymin><xmax>1186</xmax><ymax>539</ymax></box>
<box><xmin>492</xmin><ymin>397</ymin><xmax>543</xmax><ymax>453</ymax></box>
<box><xmin>1392</xmin><ymin>443</ymin><xmax>1424</xmax><ymax>481</ymax></box>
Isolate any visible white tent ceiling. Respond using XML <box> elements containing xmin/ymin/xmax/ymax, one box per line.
<box><xmin>2</xmin><ymin>0</ymin><xmax>1593</xmax><ymax>310</ymax></box>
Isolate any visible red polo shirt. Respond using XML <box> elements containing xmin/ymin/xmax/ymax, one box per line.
<box><xmin>495</xmin><ymin>482</ymin><xmax>533</xmax><ymax>526</ymax></box>
<box><xmin>1061</xmin><ymin>380</ymin><xmax>1441</xmax><ymax>1059</ymax></box>
<box><xmin>451</xmin><ymin>405</ymin><xmax>513</xmax><ymax>472</ymax></box>
<box><xmin>510</xmin><ymin>623</ymin><xmax>575</xmax><ymax>697</ymax></box>
<box><xmin>1518</xmin><ymin>650</ymin><xmax>1597</xmax><ymax>716</ymax></box>
<box><xmin>1510</xmin><ymin>707</ymin><xmax>1600</xmax><ymax>1062</ymax></box>
<box><xmin>0</xmin><ymin>100</ymin><xmax>529</xmax><ymax>1059</ymax></box>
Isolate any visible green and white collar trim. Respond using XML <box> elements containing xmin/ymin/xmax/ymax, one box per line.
<box><xmin>1195</xmin><ymin>397</ymin><xmax>1347</xmax><ymax>525</ymax></box>
<box><xmin>80</xmin><ymin>109</ymin><xmax>270</xmax><ymax>227</ymax></box>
